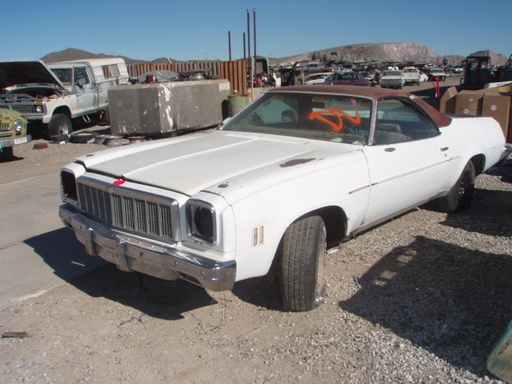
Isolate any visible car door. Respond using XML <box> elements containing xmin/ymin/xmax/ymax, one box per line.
<box><xmin>73</xmin><ymin>66</ymin><xmax>99</xmax><ymax>115</ymax></box>
<box><xmin>361</xmin><ymin>97</ymin><xmax>452</xmax><ymax>226</ymax></box>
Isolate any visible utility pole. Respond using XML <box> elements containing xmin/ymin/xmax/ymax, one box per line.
<box><xmin>253</xmin><ymin>9</ymin><xmax>257</xmax><ymax>59</ymax></box>
<box><xmin>228</xmin><ymin>31</ymin><xmax>232</xmax><ymax>62</ymax></box>
<box><xmin>247</xmin><ymin>9</ymin><xmax>253</xmax><ymax>98</ymax></box>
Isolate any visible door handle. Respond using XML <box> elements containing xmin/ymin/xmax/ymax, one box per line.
<box><xmin>440</xmin><ymin>147</ymin><xmax>449</xmax><ymax>152</ymax></box>
<box><xmin>385</xmin><ymin>147</ymin><xmax>396</xmax><ymax>152</ymax></box>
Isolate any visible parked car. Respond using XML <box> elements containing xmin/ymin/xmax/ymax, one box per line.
<box><xmin>304</xmin><ymin>72</ymin><xmax>332</xmax><ymax>85</ymax></box>
<box><xmin>304</xmin><ymin>62</ymin><xmax>331</xmax><ymax>73</ymax></box>
<box><xmin>402</xmin><ymin>67</ymin><xmax>422</xmax><ymax>85</ymax></box>
<box><xmin>428</xmin><ymin>67</ymin><xmax>448</xmax><ymax>81</ymax></box>
<box><xmin>0</xmin><ymin>58</ymin><xmax>129</xmax><ymax>137</ymax></box>
<box><xmin>322</xmin><ymin>71</ymin><xmax>370</xmax><ymax>86</ymax></box>
<box><xmin>419</xmin><ymin>71</ymin><xmax>429</xmax><ymax>83</ymax></box>
<box><xmin>59</xmin><ymin>85</ymin><xmax>509</xmax><ymax>312</ymax></box>
<box><xmin>379</xmin><ymin>70</ymin><xmax>405</xmax><ymax>89</ymax></box>
<box><xmin>0</xmin><ymin>108</ymin><xmax>31</xmax><ymax>160</ymax></box>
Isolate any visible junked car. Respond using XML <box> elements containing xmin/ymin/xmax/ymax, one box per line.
<box><xmin>0</xmin><ymin>58</ymin><xmax>129</xmax><ymax>137</ymax></box>
<box><xmin>304</xmin><ymin>62</ymin><xmax>331</xmax><ymax>73</ymax></box>
<box><xmin>59</xmin><ymin>85</ymin><xmax>509</xmax><ymax>312</ymax></box>
<box><xmin>322</xmin><ymin>71</ymin><xmax>370</xmax><ymax>86</ymax></box>
<box><xmin>0</xmin><ymin>108</ymin><xmax>31</xmax><ymax>160</ymax></box>
<box><xmin>304</xmin><ymin>72</ymin><xmax>332</xmax><ymax>85</ymax></box>
<box><xmin>380</xmin><ymin>70</ymin><xmax>405</xmax><ymax>89</ymax></box>
<box><xmin>428</xmin><ymin>67</ymin><xmax>448</xmax><ymax>81</ymax></box>
<box><xmin>402</xmin><ymin>67</ymin><xmax>422</xmax><ymax>86</ymax></box>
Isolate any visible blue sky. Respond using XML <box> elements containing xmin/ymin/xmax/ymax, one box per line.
<box><xmin>3</xmin><ymin>0</ymin><xmax>511</xmax><ymax>62</ymax></box>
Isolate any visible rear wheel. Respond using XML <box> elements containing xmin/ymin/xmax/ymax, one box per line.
<box><xmin>279</xmin><ymin>215</ymin><xmax>326</xmax><ymax>312</ymax></box>
<box><xmin>48</xmin><ymin>114</ymin><xmax>72</xmax><ymax>137</ymax></box>
<box><xmin>438</xmin><ymin>161</ymin><xmax>475</xmax><ymax>213</ymax></box>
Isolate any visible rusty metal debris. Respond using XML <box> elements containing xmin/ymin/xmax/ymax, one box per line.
<box><xmin>353</xmin><ymin>275</ymin><xmax>362</xmax><ymax>290</ymax></box>
<box><xmin>2</xmin><ymin>331</ymin><xmax>29</xmax><ymax>338</ymax></box>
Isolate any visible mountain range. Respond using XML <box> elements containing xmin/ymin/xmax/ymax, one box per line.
<box><xmin>40</xmin><ymin>44</ymin><xmax>509</xmax><ymax>66</ymax></box>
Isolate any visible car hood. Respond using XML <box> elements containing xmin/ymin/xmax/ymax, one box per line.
<box><xmin>0</xmin><ymin>60</ymin><xmax>65</xmax><ymax>90</ymax></box>
<box><xmin>77</xmin><ymin>130</ymin><xmax>360</xmax><ymax>197</ymax></box>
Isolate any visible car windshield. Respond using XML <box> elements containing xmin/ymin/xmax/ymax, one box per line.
<box><xmin>50</xmin><ymin>68</ymin><xmax>73</xmax><ymax>85</ymax></box>
<box><xmin>222</xmin><ymin>92</ymin><xmax>372</xmax><ymax>145</ymax></box>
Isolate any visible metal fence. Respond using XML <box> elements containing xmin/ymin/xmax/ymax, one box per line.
<box><xmin>126</xmin><ymin>59</ymin><xmax>248</xmax><ymax>96</ymax></box>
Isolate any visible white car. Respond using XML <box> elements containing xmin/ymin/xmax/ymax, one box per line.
<box><xmin>380</xmin><ymin>70</ymin><xmax>405</xmax><ymax>89</ymax></box>
<box><xmin>402</xmin><ymin>67</ymin><xmax>422</xmax><ymax>85</ymax></box>
<box><xmin>428</xmin><ymin>67</ymin><xmax>448</xmax><ymax>81</ymax></box>
<box><xmin>304</xmin><ymin>62</ymin><xmax>328</xmax><ymax>73</ymax></box>
<box><xmin>304</xmin><ymin>72</ymin><xmax>332</xmax><ymax>85</ymax></box>
<box><xmin>59</xmin><ymin>85</ymin><xmax>509</xmax><ymax>312</ymax></box>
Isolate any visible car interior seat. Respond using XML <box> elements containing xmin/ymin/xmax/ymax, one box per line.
<box><xmin>374</xmin><ymin>123</ymin><xmax>410</xmax><ymax>144</ymax></box>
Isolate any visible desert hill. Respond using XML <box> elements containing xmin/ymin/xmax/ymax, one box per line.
<box><xmin>41</xmin><ymin>48</ymin><xmax>152</xmax><ymax>64</ymax></box>
<box><xmin>40</xmin><ymin>44</ymin><xmax>509</xmax><ymax>67</ymax></box>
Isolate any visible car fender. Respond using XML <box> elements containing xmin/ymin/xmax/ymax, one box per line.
<box><xmin>219</xmin><ymin>152</ymin><xmax>371</xmax><ymax>281</ymax></box>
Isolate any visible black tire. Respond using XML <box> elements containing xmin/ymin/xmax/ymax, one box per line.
<box><xmin>50</xmin><ymin>134</ymin><xmax>69</xmax><ymax>143</ymax></box>
<box><xmin>48</xmin><ymin>114</ymin><xmax>72</xmax><ymax>137</ymax></box>
<box><xmin>69</xmin><ymin>132</ymin><xmax>98</xmax><ymax>144</ymax></box>
<box><xmin>438</xmin><ymin>161</ymin><xmax>475</xmax><ymax>213</ymax></box>
<box><xmin>1</xmin><ymin>146</ymin><xmax>15</xmax><ymax>161</ymax></box>
<box><xmin>279</xmin><ymin>215</ymin><xmax>326</xmax><ymax>312</ymax></box>
<box><xmin>102</xmin><ymin>108</ymin><xmax>110</xmax><ymax>125</ymax></box>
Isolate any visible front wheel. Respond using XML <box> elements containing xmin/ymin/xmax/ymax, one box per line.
<box><xmin>48</xmin><ymin>114</ymin><xmax>72</xmax><ymax>137</ymax></box>
<box><xmin>438</xmin><ymin>161</ymin><xmax>475</xmax><ymax>213</ymax></box>
<box><xmin>1</xmin><ymin>147</ymin><xmax>15</xmax><ymax>161</ymax></box>
<box><xmin>279</xmin><ymin>215</ymin><xmax>327</xmax><ymax>312</ymax></box>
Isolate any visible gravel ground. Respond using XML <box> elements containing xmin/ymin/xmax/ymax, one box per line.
<box><xmin>1</xmin><ymin>126</ymin><xmax>511</xmax><ymax>383</ymax></box>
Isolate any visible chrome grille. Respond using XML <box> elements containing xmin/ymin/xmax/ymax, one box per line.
<box><xmin>9</xmin><ymin>105</ymin><xmax>35</xmax><ymax>114</ymax></box>
<box><xmin>77</xmin><ymin>180</ymin><xmax>178</xmax><ymax>241</ymax></box>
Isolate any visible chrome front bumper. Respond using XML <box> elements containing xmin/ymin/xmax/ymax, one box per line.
<box><xmin>59</xmin><ymin>204</ymin><xmax>236</xmax><ymax>292</ymax></box>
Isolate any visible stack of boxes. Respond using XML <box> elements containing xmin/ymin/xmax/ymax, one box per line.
<box><xmin>440</xmin><ymin>84</ymin><xmax>512</xmax><ymax>143</ymax></box>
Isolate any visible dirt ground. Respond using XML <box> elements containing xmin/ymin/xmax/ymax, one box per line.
<box><xmin>1</xmin><ymin>87</ymin><xmax>512</xmax><ymax>382</ymax></box>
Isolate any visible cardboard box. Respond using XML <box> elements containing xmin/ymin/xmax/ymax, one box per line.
<box><xmin>440</xmin><ymin>86</ymin><xmax>458</xmax><ymax>113</ymax></box>
<box><xmin>482</xmin><ymin>83</ymin><xmax>512</xmax><ymax>94</ymax></box>
<box><xmin>482</xmin><ymin>93</ymin><xmax>511</xmax><ymax>139</ymax></box>
<box><xmin>455</xmin><ymin>91</ymin><xmax>483</xmax><ymax>116</ymax></box>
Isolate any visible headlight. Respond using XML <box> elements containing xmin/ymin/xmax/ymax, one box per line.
<box><xmin>13</xmin><ymin>120</ymin><xmax>24</xmax><ymax>133</ymax></box>
<box><xmin>61</xmin><ymin>171</ymin><xmax>78</xmax><ymax>201</ymax></box>
<box><xmin>34</xmin><ymin>105</ymin><xmax>44</xmax><ymax>113</ymax></box>
<box><xmin>186</xmin><ymin>200</ymin><xmax>215</xmax><ymax>243</ymax></box>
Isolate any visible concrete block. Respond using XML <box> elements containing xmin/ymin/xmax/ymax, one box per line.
<box><xmin>108</xmin><ymin>80</ymin><xmax>231</xmax><ymax>136</ymax></box>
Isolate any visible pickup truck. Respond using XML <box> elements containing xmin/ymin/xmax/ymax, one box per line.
<box><xmin>0</xmin><ymin>58</ymin><xmax>129</xmax><ymax>137</ymax></box>
<box><xmin>0</xmin><ymin>108</ymin><xmax>31</xmax><ymax>160</ymax></box>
